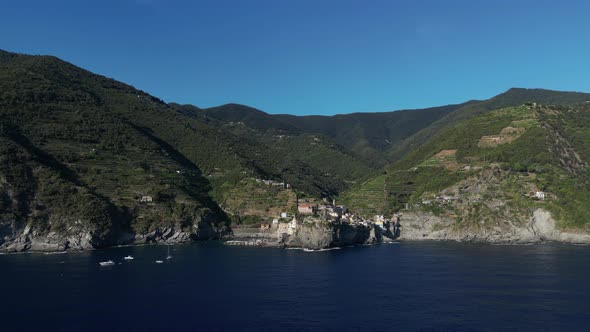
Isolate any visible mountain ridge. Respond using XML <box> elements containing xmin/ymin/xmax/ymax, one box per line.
<box><xmin>199</xmin><ymin>87</ymin><xmax>590</xmax><ymax>166</ymax></box>
<box><xmin>342</xmin><ymin>102</ymin><xmax>590</xmax><ymax>232</ymax></box>
<box><xmin>2</xmin><ymin>49</ymin><xmax>590</xmax><ymax>251</ymax></box>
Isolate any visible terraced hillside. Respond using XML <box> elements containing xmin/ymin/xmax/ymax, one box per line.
<box><xmin>217</xmin><ymin>178</ymin><xmax>297</xmax><ymax>224</ymax></box>
<box><xmin>387</xmin><ymin>88</ymin><xmax>590</xmax><ymax>162</ymax></box>
<box><xmin>345</xmin><ymin>103</ymin><xmax>590</xmax><ymax>233</ymax></box>
<box><xmin>0</xmin><ymin>50</ymin><xmax>370</xmax><ymax>250</ymax></box>
<box><xmin>201</xmin><ymin>117</ymin><xmax>377</xmax><ymax>186</ymax></box>
<box><xmin>201</xmin><ymin>88</ymin><xmax>590</xmax><ymax>168</ymax></box>
<box><xmin>339</xmin><ymin>174</ymin><xmax>387</xmax><ymax>215</ymax></box>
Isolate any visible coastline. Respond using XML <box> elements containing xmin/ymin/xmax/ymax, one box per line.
<box><xmin>2</xmin><ymin>234</ymin><xmax>590</xmax><ymax>255</ymax></box>
<box><xmin>3</xmin><ymin>208</ymin><xmax>590</xmax><ymax>254</ymax></box>
<box><xmin>0</xmin><ymin>222</ymin><xmax>230</xmax><ymax>254</ymax></box>
<box><xmin>397</xmin><ymin>208</ymin><xmax>590</xmax><ymax>245</ymax></box>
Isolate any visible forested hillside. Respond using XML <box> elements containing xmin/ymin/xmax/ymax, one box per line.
<box><xmin>200</xmin><ymin>88</ymin><xmax>590</xmax><ymax>167</ymax></box>
<box><xmin>388</xmin><ymin>88</ymin><xmax>590</xmax><ymax>161</ymax></box>
<box><xmin>342</xmin><ymin>103</ymin><xmax>590</xmax><ymax>232</ymax></box>
<box><xmin>0</xmin><ymin>50</ymin><xmax>372</xmax><ymax>250</ymax></box>
<box><xmin>2</xmin><ymin>48</ymin><xmax>590</xmax><ymax>251</ymax></box>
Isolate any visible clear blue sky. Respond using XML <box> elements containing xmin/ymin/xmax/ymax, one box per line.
<box><xmin>2</xmin><ymin>0</ymin><xmax>590</xmax><ymax>115</ymax></box>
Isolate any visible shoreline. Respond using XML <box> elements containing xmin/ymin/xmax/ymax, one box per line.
<box><xmin>2</xmin><ymin>236</ymin><xmax>589</xmax><ymax>255</ymax></box>
<box><xmin>5</xmin><ymin>207</ymin><xmax>590</xmax><ymax>254</ymax></box>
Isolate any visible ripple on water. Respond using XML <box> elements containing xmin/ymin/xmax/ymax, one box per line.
<box><xmin>0</xmin><ymin>241</ymin><xmax>589</xmax><ymax>331</ymax></box>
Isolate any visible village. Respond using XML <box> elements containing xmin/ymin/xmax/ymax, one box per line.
<box><xmin>134</xmin><ymin>178</ymin><xmax>402</xmax><ymax>246</ymax></box>
<box><xmin>253</xmin><ymin>197</ymin><xmax>401</xmax><ymax>238</ymax></box>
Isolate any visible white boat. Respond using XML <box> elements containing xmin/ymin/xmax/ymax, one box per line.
<box><xmin>166</xmin><ymin>245</ymin><xmax>173</xmax><ymax>260</ymax></box>
<box><xmin>99</xmin><ymin>260</ymin><xmax>115</xmax><ymax>266</ymax></box>
<box><xmin>155</xmin><ymin>260</ymin><xmax>164</xmax><ymax>264</ymax></box>
<box><xmin>123</xmin><ymin>255</ymin><xmax>134</xmax><ymax>260</ymax></box>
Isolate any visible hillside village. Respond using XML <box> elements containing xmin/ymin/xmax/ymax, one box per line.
<box><xmin>229</xmin><ymin>195</ymin><xmax>401</xmax><ymax>247</ymax></box>
<box><xmin>293</xmin><ymin>198</ymin><xmax>400</xmax><ymax>229</ymax></box>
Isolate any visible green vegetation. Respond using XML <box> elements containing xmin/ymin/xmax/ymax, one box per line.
<box><xmin>533</xmin><ymin>105</ymin><xmax>590</xmax><ymax>228</ymax></box>
<box><xmin>388</xmin><ymin>88</ymin><xmax>590</xmax><ymax>162</ymax></box>
<box><xmin>344</xmin><ymin>103</ymin><xmax>590</xmax><ymax>230</ymax></box>
<box><xmin>216</xmin><ymin>178</ymin><xmax>297</xmax><ymax>223</ymax></box>
<box><xmin>339</xmin><ymin>174</ymin><xmax>387</xmax><ymax>215</ymax></box>
<box><xmin>3</xmin><ymin>48</ymin><xmax>590</xmax><ymax>247</ymax></box>
<box><xmin>0</xmin><ymin>49</ymin><xmax>377</xmax><ymax>242</ymax></box>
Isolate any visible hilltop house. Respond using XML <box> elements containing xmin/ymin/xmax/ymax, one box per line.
<box><xmin>139</xmin><ymin>195</ymin><xmax>153</xmax><ymax>203</ymax></box>
<box><xmin>298</xmin><ymin>203</ymin><xmax>316</xmax><ymax>215</ymax></box>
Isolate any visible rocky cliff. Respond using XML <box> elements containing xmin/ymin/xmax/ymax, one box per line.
<box><xmin>397</xmin><ymin>208</ymin><xmax>590</xmax><ymax>244</ymax></box>
<box><xmin>229</xmin><ymin>217</ymin><xmax>400</xmax><ymax>250</ymax></box>
<box><xmin>0</xmin><ymin>208</ymin><xmax>230</xmax><ymax>252</ymax></box>
<box><xmin>284</xmin><ymin>222</ymin><xmax>376</xmax><ymax>249</ymax></box>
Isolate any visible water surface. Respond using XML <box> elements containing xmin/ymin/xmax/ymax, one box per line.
<box><xmin>2</xmin><ymin>241</ymin><xmax>589</xmax><ymax>331</ymax></box>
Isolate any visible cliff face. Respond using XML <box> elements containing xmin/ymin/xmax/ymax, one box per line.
<box><xmin>397</xmin><ymin>208</ymin><xmax>590</xmax><ymax>244</ymax></box>
<box><xmin>0</xmin><ymin>207</ymin><xmax>230</xmax><ymax>252</ymax></box>
<box><xmin>284</xmin><ymin>219</ymin><xmax>395</xmax><ymax>250</ymax></box>
<box><xmin>3</xmin><ymin>224</ymin><xmax>108</xmax><ymax>252</ymax></box>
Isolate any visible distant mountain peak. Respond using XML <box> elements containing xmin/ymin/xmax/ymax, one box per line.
<box><xmin>503</xmin><ymin>86</ymin><xmax>587</xmax><ymax>95</ymax></box>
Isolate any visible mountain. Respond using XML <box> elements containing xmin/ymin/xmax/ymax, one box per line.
<box><xmin>193</xmin><ymin>105</ymin><xmax>377</xmax><ymax>186</ymax></box>
<box><xmin>202</xmin><ymin>103</ymin><xmax>460</xmax><ymax>167</ymax></box>
<box><xmin>199</xmin><ymin>88</ymin><xmax>590</xmax><ymax>167</ymax></box>
<box><xmin>2</xmin><ymin>48</ymin><xmax>590</xmax><ymax>251</ymax></box>
<box><xmin>388</xmin><ymin>88</ymin><xmax>590</xmax><ymax>161</ymax></box>
<box><xmin>0</xmin><ymin>50</ymin><xmax>369</xmax><ymax>251</ymax></box>
<box><xmin>0</xmin><ymin>50</ymin><xmax>236</xmax><ymax>251</ymax></box>
<box><xmin>201</xmin><ymin>103</ymin><xmax>301</xmax><ymax>133</ymax></box>
<box><xmin>341</xmin><ymin>102</ymin><xmax>590</xmax><ymax>240</ymax></box>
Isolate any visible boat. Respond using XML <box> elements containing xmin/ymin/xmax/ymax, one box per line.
<box><xmin>166</xmin><ymin>245</ymin><xmax>173</xmax><ymax>260</ymax></box>
<box><xmin>123</xmin><ymin>255</ymin><xmax>134</xmax><ymax>260</ymax></box>
<box><xmin>155</xmin><ymin>260</ymin><xmax>164</xmax><ymax>264</ymax></box>
<box><xmin>99</xmin><ymin>260</ymin><xmax>115</xmax><ymax>266</ymax></box>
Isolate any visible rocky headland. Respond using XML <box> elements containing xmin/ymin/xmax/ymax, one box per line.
<box><xmin>0</xmin><ymin>212</ymin><xmax>230</xmax><ymax>253</ymax></box>
<box><xmin>4</xmin><ymin>207</ymin><xmax>590</xmax><ymax>253</ymax></box>
<box><xmin>227</xmin><ymin>208</ymin><xmax>590</xmax><ymax>250</ymax></box>
<box><xmin>229</xmin><ymin>216</ymin><xmax>399</xmax><ymax>250</ymax></box>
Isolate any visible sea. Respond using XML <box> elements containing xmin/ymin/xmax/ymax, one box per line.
<box><xmin>1</xmin><ymin>241</ymin><xmax>590</xmax><ymax>332</ymax></box>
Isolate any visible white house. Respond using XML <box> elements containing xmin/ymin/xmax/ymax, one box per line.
<box><xmin>140</xmin><ymin>195</ymin><xmax>153</xmax><ymax>203</ymax></box>
<box><xmin>287</xmin><ymin>217</ymin><xmax>298</xmax><ymax>235</ymax></box>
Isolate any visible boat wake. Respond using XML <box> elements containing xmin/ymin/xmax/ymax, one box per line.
<box><xmin>302</xmin><ymin>247</ymin><xmax>341</xmax><ymax>252</ymax></box>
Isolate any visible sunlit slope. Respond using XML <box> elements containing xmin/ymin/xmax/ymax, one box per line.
<box><xmin>343</xmin><ymin>103</ymin><xmax>590</xmax><ymax>229</ymax></box>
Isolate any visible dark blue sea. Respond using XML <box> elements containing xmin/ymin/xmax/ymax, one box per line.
<box><xmin>2</xmin><ymin>241</ymin><xmax>590</xmax><ymax>332</ymax></box>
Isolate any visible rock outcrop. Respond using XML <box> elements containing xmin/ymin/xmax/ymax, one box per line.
<box><xmin>0</xmin><ymin>210</ymin><xmax>230</xmax><ymax>253</ymax></box>
<box><xmin>397</xmin><ymin>208</ymin><xmax>590</xmax><ymax>244</ymax></box>
<box><xmin>230</xmin><ymin>217</ymin><xmax>399</xmax><ymax>250</ymax></box>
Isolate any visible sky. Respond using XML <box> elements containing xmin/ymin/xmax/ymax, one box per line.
<box><xmin>2</xmin><ymin>0</ymin><xmax>590</xmax><ymax>115</ymax></box>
